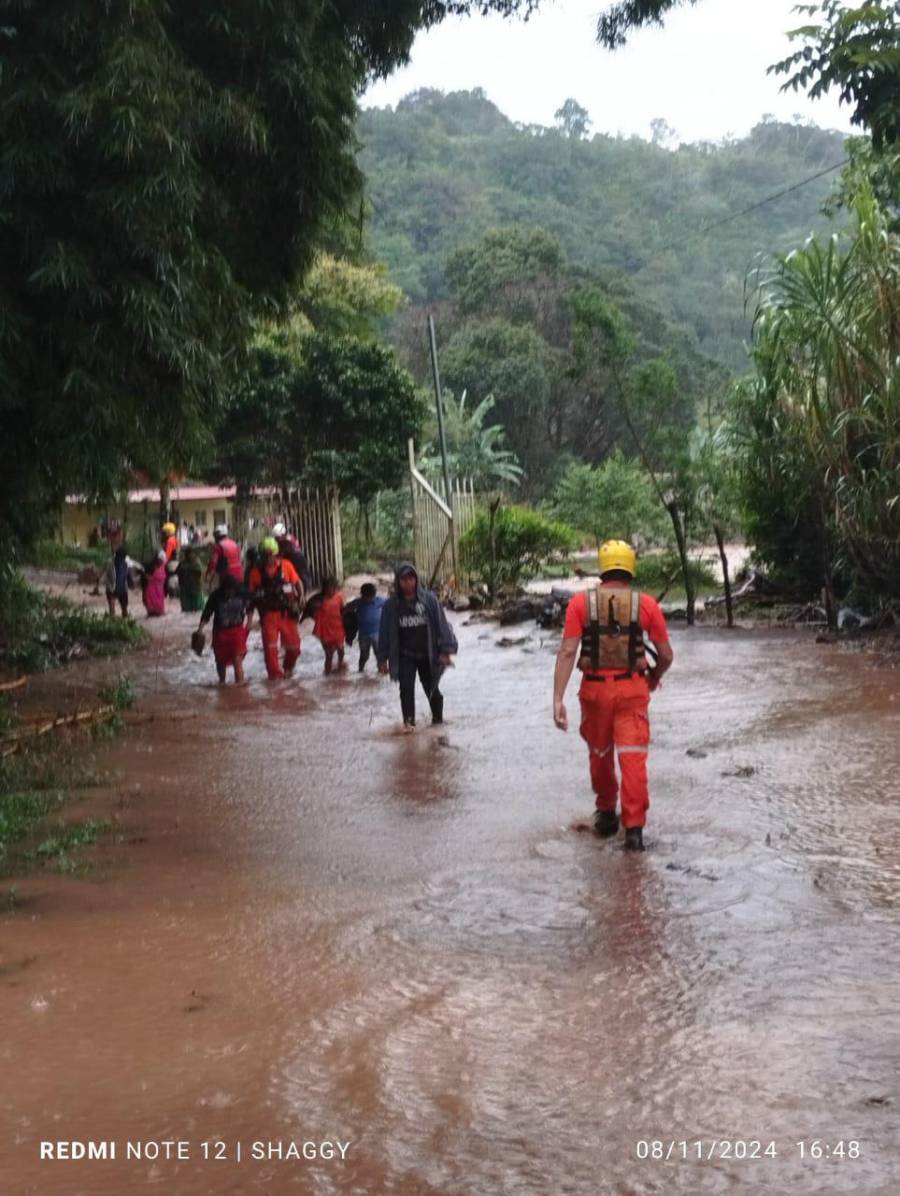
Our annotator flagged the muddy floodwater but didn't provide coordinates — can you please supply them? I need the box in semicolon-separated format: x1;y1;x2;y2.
3;616;899;1195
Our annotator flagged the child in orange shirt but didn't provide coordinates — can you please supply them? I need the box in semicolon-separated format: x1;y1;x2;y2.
313;576;346;674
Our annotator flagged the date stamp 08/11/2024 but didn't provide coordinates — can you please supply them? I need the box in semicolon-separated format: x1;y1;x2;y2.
37;1138;864;1167
635;1139;862;1163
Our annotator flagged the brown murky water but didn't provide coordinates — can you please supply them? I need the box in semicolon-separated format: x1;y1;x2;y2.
3;615;899;1194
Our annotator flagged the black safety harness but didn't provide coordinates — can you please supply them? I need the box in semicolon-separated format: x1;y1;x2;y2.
255;563;299;616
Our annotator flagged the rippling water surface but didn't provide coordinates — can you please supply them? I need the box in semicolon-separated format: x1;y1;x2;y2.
3;618;899;1194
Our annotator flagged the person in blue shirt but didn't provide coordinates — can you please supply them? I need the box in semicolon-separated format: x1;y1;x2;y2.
356;582;386;673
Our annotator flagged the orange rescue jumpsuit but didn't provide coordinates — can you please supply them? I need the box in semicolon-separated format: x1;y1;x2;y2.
249;558;302;678
563;587;669;829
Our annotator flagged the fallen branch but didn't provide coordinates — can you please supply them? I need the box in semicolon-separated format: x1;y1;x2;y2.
0;704;116;756
0;675;27;692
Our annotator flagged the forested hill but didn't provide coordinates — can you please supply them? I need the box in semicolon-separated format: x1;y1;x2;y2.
358;89;848;372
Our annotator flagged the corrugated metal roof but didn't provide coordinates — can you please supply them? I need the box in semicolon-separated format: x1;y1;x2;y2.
64;485;261;505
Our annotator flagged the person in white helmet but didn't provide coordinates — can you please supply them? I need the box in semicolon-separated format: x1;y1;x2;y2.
272;521;313;591
206;523;243;583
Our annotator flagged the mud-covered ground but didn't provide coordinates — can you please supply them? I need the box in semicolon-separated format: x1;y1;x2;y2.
2;607;899;1195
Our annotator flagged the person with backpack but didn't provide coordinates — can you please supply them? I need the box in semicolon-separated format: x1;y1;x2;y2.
272;521;313;592
377;563;458;731
552;540;673;852
247;536;304;679
197;571;252;684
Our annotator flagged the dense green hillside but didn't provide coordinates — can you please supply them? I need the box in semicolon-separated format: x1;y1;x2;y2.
358;89;848;372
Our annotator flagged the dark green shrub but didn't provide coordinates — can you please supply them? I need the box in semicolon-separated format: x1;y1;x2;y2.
461;504;577;597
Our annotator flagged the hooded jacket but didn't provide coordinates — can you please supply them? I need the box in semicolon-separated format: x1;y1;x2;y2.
377;563;458;681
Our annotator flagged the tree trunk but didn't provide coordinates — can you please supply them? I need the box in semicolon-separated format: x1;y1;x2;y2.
818;497;838;632
488;495;501;601
668;502;695;626
713;523;734;628
159;481;170;531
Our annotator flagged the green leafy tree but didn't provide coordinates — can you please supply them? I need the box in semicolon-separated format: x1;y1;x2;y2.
826;136;900;229
691;416;743;626
440;319;553;480
739;180;900;619
564;283;704;619
445;225;566;316
621;359;702;622
299;334;424;504
554;98;591;139
297;255;404;340
362;94;846;373
215;329;423;507
771;2;900;150
461;504;577;596
0;0;535;567
550;454;665;546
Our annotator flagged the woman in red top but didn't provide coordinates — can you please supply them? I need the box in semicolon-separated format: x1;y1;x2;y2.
313;576;346;674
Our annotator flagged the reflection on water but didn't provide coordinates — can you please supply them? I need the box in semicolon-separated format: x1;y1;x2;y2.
3;620;899;1193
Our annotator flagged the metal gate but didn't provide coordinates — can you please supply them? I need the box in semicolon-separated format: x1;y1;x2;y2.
234;487;343;586
408;440;476;593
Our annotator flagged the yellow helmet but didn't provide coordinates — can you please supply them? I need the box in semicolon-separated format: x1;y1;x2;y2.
598;539;636;578
162;521;176;535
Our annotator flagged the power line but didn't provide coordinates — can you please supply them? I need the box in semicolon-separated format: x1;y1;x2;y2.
637;157;850;265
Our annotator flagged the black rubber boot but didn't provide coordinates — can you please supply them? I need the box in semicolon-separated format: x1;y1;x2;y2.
594;808;619;838
623;827;645;852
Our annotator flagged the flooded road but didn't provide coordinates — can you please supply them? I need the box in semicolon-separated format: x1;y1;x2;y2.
3;614;899;1194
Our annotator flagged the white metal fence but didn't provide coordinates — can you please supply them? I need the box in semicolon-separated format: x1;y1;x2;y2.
408;440;477;593
233;487;343;585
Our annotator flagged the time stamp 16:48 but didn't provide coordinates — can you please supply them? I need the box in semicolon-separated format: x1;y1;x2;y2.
635;1140;861;1162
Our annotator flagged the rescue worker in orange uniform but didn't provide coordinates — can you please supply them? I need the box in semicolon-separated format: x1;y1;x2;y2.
553;540;673;852
248;537;304;679
161;521;179;563
161;521;179;597
206;523;243;584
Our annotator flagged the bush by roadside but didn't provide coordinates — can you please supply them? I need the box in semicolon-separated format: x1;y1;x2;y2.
0;731;110;876
24;539;110;573
0;674;135;876
462;505;577;598
0;573;146;674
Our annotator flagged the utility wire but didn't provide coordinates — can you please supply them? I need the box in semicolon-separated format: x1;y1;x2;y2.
637;157;850;265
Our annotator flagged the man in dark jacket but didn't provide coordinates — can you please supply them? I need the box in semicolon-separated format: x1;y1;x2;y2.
378;563;458;730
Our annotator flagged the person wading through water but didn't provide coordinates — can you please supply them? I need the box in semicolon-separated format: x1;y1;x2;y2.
197;571;252;684
553;540;673;851
248;537;304;679
161;521;179;597
272;522;314;593
206;524;243;585
378;563;458;732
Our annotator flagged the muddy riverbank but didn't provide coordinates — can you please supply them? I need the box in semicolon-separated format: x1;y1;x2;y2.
2;614;899;1194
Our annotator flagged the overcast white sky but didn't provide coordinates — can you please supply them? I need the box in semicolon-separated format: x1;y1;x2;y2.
364;0;853;143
